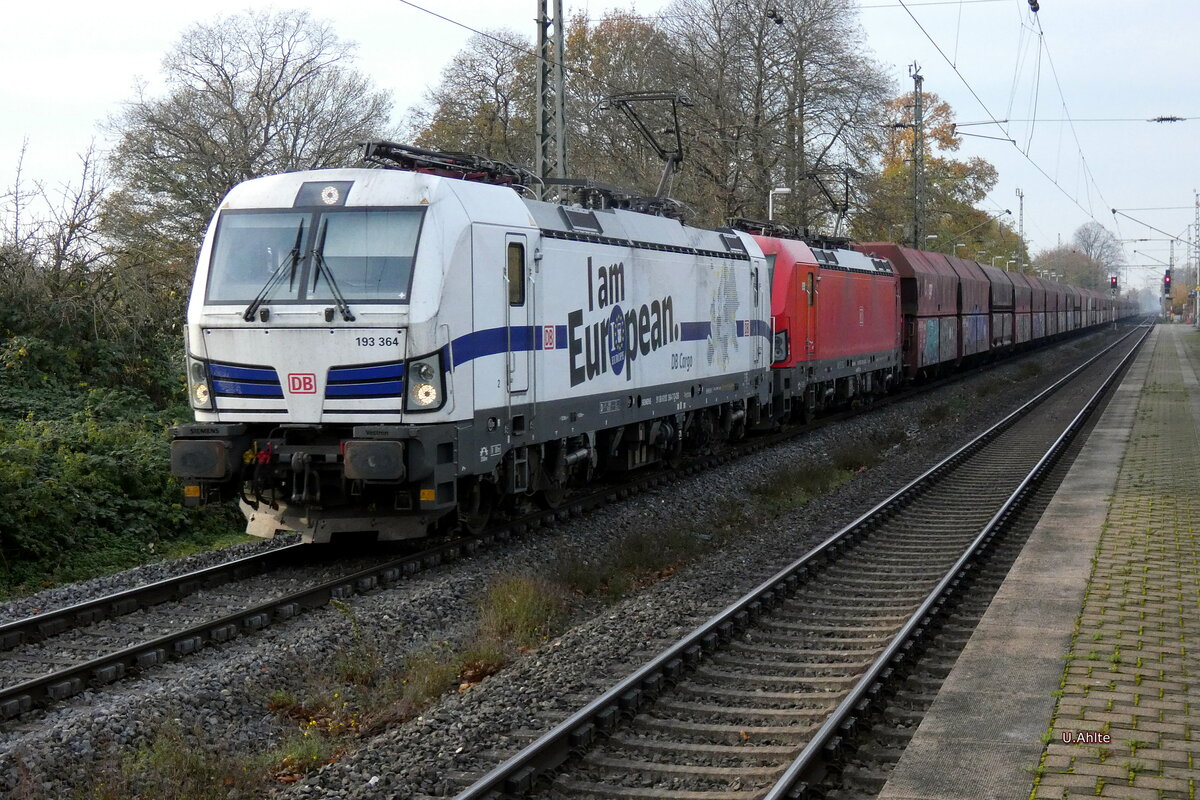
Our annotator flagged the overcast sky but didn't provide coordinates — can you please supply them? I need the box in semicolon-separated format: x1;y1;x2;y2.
3;0;1196;290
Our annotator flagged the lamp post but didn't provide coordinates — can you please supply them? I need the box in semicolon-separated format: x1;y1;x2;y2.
992;256;1001;267
1007;259;1016;271
924;234;938;251
768;187;791;221
954;243;966;256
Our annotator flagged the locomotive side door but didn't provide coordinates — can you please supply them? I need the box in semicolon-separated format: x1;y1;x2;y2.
804;265;818;356
504;234;532;396
752;265;764;366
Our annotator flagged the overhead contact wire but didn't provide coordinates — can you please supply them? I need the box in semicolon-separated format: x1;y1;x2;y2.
895;0;1114;230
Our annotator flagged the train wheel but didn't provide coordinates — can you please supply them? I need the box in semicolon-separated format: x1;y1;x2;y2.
458;477;494;535
537;486;565;510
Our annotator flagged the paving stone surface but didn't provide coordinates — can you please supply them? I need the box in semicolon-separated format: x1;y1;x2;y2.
1033;325;1200;800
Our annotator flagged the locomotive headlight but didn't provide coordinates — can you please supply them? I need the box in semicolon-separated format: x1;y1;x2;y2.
187;356;215;410
193;381;211;406
412;382;438;406
406;352;445;411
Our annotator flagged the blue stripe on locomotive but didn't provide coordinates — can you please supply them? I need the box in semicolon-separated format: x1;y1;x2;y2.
448;320;767;368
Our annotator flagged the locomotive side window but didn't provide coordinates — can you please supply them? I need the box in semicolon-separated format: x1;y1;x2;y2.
507;242;526;306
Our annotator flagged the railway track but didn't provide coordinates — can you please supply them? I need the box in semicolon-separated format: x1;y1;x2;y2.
0;539;476;719
823;395;1103;799
0;327;1134;723
455;323;1150;800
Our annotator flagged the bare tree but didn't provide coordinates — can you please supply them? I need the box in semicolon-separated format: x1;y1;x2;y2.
1073;222;1123;271
105;9;393;265
660;0;891;226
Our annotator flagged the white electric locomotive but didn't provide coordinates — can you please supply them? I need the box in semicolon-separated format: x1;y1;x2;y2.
170;143;772;542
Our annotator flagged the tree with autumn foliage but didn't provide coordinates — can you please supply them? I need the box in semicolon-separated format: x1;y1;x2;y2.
563;11;679;192
849;90;1024;263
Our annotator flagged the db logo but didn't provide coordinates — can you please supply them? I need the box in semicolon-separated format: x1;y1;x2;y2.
288;373;316;394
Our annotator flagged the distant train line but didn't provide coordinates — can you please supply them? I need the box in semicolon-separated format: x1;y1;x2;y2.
168;141;1138;546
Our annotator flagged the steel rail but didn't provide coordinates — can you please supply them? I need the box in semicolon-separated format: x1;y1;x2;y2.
454;323;1149;799
0;543;306;652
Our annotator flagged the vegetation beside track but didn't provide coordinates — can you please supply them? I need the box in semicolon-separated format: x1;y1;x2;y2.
0;327;244;599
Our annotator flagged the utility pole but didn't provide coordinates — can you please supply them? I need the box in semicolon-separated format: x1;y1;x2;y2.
1015;188;1025;270
1169;238;1175;321
1193;191;1199;326
535;0;567;197
910;63;925;249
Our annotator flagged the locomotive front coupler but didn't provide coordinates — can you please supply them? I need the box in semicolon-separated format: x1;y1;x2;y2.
289;452;322;505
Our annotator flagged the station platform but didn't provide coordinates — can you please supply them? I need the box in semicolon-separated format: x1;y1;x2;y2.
877;323;1200;800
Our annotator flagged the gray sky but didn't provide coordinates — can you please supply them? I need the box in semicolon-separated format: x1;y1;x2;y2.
3;0;1196;290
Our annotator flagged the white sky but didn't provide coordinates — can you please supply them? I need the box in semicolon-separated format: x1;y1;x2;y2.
3;0;1197;290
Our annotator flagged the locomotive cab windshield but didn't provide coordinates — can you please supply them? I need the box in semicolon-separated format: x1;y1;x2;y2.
206;207;423;306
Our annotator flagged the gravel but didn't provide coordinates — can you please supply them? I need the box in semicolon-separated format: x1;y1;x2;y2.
0;331;1123;798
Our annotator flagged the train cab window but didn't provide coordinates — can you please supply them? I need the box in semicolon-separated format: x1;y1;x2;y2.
507;242;526;306
311;209;422;302
807;272;816;306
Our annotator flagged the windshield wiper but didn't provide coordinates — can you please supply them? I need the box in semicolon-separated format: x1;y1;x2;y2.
311;218;356;322
243;219;304;322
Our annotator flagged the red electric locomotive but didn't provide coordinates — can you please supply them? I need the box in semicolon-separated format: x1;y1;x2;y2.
757;235;901;420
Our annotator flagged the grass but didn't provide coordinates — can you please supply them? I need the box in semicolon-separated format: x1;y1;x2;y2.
477;574;570;649
918;401;952;427
1016;360;1044;381
753;462;849;513
156;530;259;561
549;523;716;601
974;376;1008;397
751;431;904;516
86;721;295;800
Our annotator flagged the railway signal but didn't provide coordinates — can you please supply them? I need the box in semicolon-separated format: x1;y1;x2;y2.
1164;269;1172;295
1109;276;1118;290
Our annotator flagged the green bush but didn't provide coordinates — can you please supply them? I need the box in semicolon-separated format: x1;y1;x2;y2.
0;404;240;595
